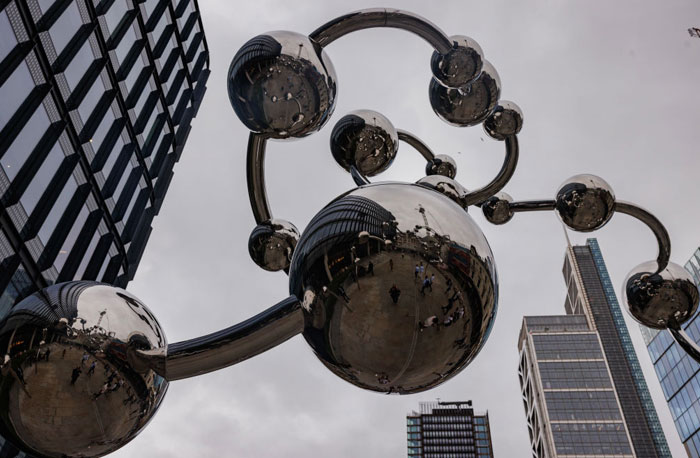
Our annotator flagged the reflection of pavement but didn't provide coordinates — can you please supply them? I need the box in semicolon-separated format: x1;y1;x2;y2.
9;344;137;456
331;251;474;391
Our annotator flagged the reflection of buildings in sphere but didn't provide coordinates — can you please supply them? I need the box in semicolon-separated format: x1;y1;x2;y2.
289;183;497;394
0;282;166;458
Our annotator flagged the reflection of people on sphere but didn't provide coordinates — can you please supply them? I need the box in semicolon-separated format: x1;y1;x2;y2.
421;276;431;295
419;315;438;331
87;361;96;376
429;274;435;292
445;278;453;295
368;262;374;276
70;367;82;385
389;285;401;304
414;264;420;279
389;259;394;271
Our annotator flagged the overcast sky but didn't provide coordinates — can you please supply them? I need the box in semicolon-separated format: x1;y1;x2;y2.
112;1;700;456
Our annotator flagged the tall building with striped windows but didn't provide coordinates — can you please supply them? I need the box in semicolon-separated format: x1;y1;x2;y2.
0;0;208;454
518;239;670;457
407;400;494;457
642;247;700;457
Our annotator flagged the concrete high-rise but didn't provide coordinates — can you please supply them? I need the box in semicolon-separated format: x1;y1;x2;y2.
407;400;494;457
518;238;670;457
642;247;700;457
0;0;208;455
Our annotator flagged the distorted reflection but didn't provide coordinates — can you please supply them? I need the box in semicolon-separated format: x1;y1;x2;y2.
0;282;167;457
289;183;497;393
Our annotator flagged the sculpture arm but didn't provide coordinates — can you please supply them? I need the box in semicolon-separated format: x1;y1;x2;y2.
615;201;670;273
397;129;435;161
136;296;304;381
247;133;272;224
462;135;519;206
309;8;453;54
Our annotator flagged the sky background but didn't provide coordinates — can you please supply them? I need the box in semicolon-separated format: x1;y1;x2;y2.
112;1;700;456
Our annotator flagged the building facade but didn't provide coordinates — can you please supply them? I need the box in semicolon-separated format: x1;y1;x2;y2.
0;0;208;455
407;400;494;457
642;247;700;457
519;315;635;457
517;238;671;457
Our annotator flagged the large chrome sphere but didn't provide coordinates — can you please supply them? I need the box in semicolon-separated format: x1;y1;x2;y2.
0;282;167;458
289;183;497;393
330;110;399;176
555;174;616;232
430;35;483;88
429;60;501;127
228;31;338;139
248;219;300;271
483;101;523;141
623;261;700;329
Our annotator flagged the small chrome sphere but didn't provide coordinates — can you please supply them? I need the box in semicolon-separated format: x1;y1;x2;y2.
429;60;501;127
431;35;483;88
623;261;700;329
483;101;523;141
289;183;497;394
228;31;337;139
249;219;300;271
425;154;457;179
416;175;467;207
330;110;399;176
555;174;615;232
0;282;167;457
482;192;514;225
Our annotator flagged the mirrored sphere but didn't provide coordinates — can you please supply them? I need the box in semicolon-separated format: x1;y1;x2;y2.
0;282;167;458
330;110;399;176
429;60;501;127
289;183;497;394
482;192;514;225
483;101;523;141
416;175;467;207
248;219;300;271
228;31;337;139
425;154;457;179
623;261;700;329
555;174;615;232
430;35;483;88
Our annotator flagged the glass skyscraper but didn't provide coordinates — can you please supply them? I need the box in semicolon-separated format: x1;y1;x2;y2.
0;0;208;455
517;238;670;457
407;400;494;457
642;247;700;457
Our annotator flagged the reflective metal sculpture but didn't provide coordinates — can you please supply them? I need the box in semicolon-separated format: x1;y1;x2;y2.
3;8;697;457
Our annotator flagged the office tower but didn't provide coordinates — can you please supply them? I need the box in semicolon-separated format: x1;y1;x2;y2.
0;0;208;309
517;238;670;457
642;247;700;457
406;400;494;457
0;0;208;455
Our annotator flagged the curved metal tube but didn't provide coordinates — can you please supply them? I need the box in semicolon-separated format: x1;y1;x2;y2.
669;320;700;363
462;135;519;206
510;200;556;212
397;129;435;161
615;201;670;273
309;8;453;54
247;133;272;224
137;296;304;381
350;165;371;186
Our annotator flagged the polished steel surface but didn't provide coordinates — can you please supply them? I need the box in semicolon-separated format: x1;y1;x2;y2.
461;135;518;206
429;60;501;127
431;35;484;88
425;154;457;179
482;192;514;225
483;101;523;141
248;219;301;271
288;183;497;393
616;201;671;273
669;322;700;363
228;31;337;139
623;261;699;330
416;175;468;207
137;297;303;381
350;165;371;186
246;133;271;224
509;200;556;212
555;174;616;232
309;8;452;53
330;110;399;176
397;129;435;161
0;282;167;458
